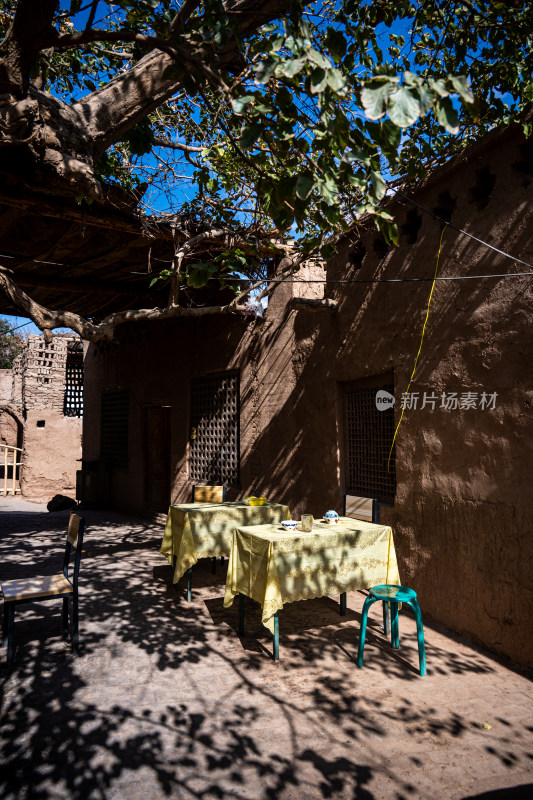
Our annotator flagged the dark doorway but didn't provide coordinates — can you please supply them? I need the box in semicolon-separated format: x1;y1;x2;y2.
143;405;171;512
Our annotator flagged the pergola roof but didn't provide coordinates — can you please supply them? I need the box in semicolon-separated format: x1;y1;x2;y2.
0;186;232;319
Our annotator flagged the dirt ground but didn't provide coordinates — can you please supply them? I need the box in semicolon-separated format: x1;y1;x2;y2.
1;498;532;800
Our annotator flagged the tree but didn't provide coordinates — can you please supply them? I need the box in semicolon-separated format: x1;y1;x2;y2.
0;317;24;368
0;0;532;341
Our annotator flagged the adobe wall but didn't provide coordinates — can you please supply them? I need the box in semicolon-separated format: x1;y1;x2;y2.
0;368;12;403
83;124;533;667
20;335;82;499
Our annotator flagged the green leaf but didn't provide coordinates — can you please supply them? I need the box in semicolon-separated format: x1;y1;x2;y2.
316;177;338;204
275;175;297;203
231;95;255;115
417;84;435;115
255;55;278;84
375;216;399;246
345;149;371;166
361;79;396;120
307;48;331;70
380;120;402;151
429;79;449;98
239;123;263;149
277;57;306;78
310;67;328;93
326;68;347;93
347;173;366;188
295;173;314;200
122;118;154;156
276;86;293;110
370;170;387;201
324;28;347;63
404;71;422;87
449;74;474;104
187;267;210;288
322;204;341;224
388;86;422;128
436;96;459;134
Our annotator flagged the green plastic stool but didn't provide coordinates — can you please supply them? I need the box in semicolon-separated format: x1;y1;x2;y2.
357;584;427;676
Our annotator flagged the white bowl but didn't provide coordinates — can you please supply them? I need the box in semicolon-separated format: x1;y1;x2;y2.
281;520;298;530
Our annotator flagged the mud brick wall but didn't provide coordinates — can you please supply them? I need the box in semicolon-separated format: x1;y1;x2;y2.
83;123;533;668
19;335;82;499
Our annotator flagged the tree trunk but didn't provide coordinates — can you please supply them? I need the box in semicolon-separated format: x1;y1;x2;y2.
0;0;307;200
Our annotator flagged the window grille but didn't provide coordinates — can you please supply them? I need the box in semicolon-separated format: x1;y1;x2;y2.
64;342;84;417
344;379;396;503
190;372;240;487
101;390;129;469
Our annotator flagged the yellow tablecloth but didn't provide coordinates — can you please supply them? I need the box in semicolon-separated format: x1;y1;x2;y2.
160;501;291;583
224;517;400;633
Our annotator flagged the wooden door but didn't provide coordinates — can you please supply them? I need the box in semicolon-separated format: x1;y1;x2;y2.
144;406;171;511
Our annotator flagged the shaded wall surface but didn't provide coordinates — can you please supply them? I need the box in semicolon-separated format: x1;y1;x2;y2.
83;125;533;667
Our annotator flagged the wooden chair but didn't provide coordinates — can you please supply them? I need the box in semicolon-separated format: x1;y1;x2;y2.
192;485;226;503
1;513;85;667
344;494;378;524
186;484;227;592
340;495;386;628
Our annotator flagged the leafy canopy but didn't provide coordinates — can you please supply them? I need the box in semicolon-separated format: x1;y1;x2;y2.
0;318;24;368
4;0;533;286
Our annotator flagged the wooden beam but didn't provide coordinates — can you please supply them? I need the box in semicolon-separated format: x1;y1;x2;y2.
13;271;156;298
0;191;175;240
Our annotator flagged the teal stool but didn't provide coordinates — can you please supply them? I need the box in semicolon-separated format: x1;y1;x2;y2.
357;584;427;676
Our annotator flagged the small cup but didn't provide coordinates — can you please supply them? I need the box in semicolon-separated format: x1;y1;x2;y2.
300;514;314;532
281;520;298;531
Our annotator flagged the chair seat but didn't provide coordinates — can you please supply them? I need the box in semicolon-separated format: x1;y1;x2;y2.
369;584;417;603
1;574;73;602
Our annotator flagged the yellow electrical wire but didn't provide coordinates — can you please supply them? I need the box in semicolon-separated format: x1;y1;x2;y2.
387;224;448;473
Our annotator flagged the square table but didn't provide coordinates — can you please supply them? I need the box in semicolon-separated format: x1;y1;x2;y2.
223;517;400;659
160;501;291;598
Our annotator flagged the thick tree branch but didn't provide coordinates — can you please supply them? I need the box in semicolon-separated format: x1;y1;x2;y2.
0;264;250;343
170;0;203;34
84;1;98;33
0;0;57;95
72;0;306;155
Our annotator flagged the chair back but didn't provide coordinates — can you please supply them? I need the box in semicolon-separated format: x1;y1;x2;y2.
344;495;377;524
63;513;85;588
192;485;226;503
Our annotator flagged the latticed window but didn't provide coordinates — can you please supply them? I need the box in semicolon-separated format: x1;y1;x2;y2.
64;341;84;417
344;377;396;503
101;390;129;469
190;372;240;487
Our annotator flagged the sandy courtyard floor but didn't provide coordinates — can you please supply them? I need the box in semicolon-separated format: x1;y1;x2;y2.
1;499;532;800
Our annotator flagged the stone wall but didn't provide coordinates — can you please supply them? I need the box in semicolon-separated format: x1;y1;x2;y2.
82;123;533;667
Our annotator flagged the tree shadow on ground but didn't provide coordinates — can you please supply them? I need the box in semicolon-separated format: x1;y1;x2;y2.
1;508;532;800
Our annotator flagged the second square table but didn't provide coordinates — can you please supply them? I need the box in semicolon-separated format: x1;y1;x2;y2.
223;517;400;659
160;500;291;598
